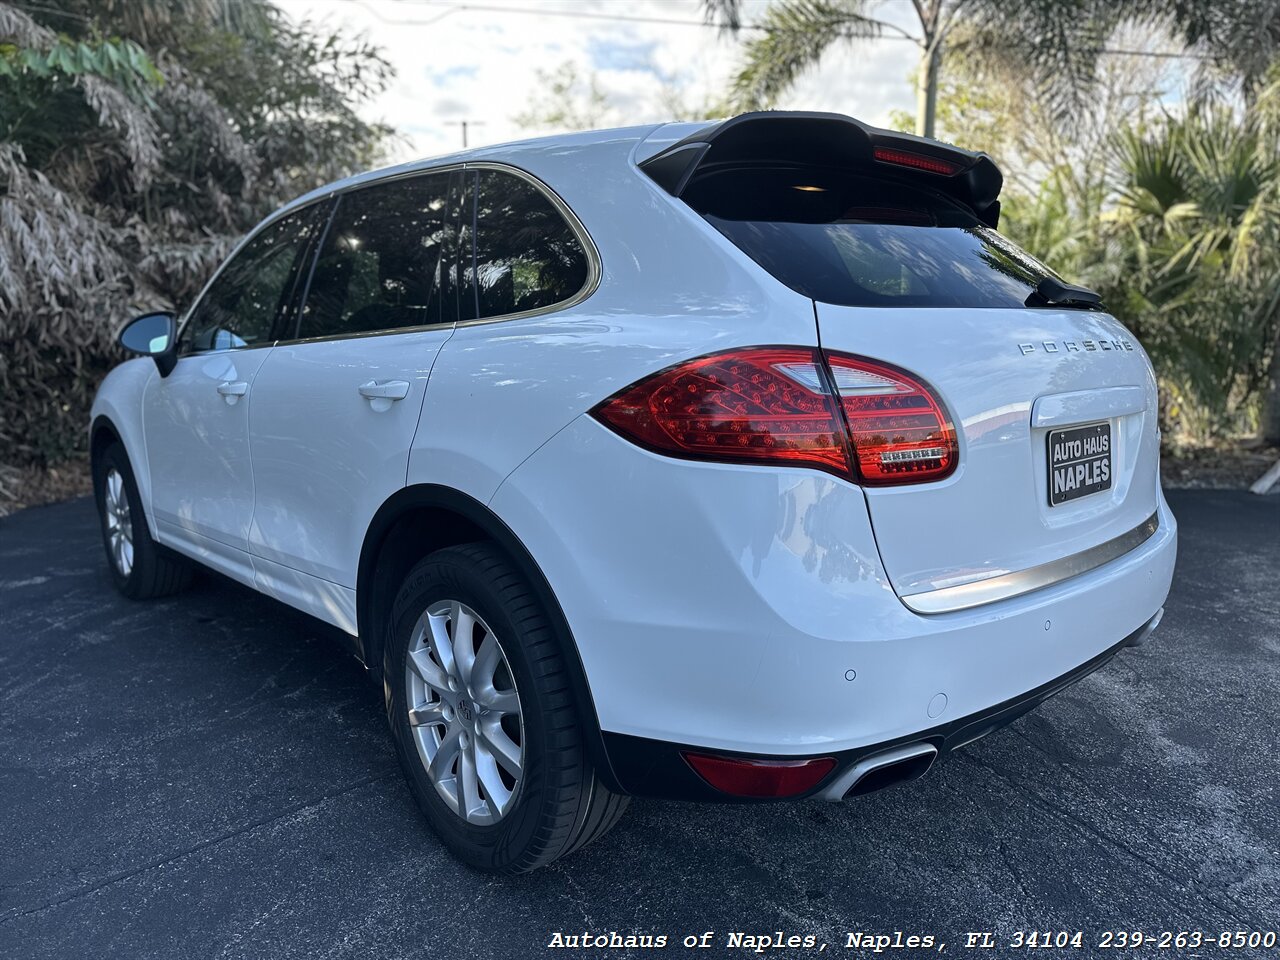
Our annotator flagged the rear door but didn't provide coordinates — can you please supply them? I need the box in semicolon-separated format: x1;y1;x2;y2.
688;165;1160;606
246;169;461;629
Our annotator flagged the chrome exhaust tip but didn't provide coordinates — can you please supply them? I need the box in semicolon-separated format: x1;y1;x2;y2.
1126;607;1164;648
820;742;938;802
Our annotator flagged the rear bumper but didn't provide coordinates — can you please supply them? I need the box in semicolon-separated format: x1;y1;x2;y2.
601;609;1161;801
493;415;1178;776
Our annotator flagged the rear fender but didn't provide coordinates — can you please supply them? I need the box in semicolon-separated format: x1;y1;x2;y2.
356;484;623;792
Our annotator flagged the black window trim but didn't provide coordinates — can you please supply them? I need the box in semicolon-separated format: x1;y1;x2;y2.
461;167;479;322
279;194;339;343
451;161;601;329
286;167;465;345
176;197;332;358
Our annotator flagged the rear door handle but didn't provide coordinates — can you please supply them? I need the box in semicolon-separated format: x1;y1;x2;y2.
217;380;248;405
358;379;411;412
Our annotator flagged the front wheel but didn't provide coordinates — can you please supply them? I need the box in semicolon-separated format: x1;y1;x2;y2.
93;442;192;600
384;542;627;873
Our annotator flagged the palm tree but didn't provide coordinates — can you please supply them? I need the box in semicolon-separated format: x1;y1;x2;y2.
1251;63;1280;443
703;0;1280;140
1103;104;1280;438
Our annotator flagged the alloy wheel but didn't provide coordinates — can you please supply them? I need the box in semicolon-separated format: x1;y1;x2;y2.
405;599;525;825
103;467;134;578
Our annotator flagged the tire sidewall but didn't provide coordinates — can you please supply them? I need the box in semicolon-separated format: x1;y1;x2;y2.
384;551;561;871
93;444;142;594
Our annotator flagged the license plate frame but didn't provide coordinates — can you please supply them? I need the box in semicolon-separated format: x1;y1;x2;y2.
1047;421;1112;506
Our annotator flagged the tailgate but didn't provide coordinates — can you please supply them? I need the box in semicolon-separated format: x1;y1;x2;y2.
816;304;1161;609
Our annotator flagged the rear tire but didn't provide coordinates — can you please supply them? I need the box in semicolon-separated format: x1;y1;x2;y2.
384;542;627;873
93;442;193;600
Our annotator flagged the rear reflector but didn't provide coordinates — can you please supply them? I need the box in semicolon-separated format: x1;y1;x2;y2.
872;146;962;176
684;753;836;798
592;347;957;486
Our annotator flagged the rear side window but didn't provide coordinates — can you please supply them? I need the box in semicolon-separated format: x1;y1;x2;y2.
461;169;590;321
683;167;1057;309
297;171;458;340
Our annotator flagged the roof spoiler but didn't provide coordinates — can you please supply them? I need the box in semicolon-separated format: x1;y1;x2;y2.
639;111;1004;228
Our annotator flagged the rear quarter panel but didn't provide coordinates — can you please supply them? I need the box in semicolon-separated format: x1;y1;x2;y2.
407;134;821;504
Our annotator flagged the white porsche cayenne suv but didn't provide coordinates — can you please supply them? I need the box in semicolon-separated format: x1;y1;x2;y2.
91;112;1176;873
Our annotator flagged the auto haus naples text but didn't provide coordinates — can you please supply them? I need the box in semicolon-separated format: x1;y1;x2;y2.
1050;429;1111;497
545;930;941;951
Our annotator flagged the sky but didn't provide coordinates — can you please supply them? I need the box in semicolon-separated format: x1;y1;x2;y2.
276;0;923;161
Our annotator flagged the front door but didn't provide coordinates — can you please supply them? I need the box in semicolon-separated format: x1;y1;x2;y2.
143;204;323;583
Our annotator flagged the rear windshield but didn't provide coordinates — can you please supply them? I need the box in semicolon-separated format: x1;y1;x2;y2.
683;167;1057;309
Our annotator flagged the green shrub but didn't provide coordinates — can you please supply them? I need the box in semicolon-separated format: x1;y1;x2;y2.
0;0;392;478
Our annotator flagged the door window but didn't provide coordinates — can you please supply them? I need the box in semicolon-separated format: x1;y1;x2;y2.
296;171;458;340
181;204;321;353
462;169;590;321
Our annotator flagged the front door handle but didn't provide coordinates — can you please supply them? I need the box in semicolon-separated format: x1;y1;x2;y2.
358;379;411;412
358;380;410;400
217;380;248;405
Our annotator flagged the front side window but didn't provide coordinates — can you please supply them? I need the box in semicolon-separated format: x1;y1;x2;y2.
683;166;1059;309
296;171;458;340
181;205;320;353
462;169;590;321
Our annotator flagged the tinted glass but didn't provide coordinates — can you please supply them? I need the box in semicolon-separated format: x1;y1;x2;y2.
298;172;457;339
684;167;1058;309
463;169;589;321
182;206;319;352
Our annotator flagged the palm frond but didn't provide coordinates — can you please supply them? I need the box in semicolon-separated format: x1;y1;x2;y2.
701;0;743;33
728;0;884;111
958;0;1127;131
1104;102;1280;436
76;0;276;45
0;3;53;45
76;75;162;186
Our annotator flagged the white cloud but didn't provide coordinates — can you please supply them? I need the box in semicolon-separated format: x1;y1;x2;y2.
277;0;923;161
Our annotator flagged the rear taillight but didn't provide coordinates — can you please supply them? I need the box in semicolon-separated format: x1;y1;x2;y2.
590;347;849;476
592;347;957;486
825;354;958;485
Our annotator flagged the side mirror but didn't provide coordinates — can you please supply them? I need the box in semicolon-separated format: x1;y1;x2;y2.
119;312;178;377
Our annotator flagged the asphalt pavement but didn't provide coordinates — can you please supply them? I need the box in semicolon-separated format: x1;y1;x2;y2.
0;491;1276;958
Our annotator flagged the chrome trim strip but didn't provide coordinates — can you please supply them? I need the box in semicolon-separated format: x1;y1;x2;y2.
900;511;1160;615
